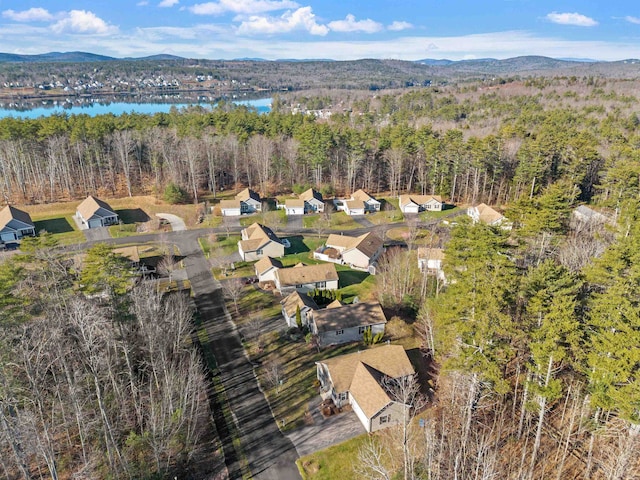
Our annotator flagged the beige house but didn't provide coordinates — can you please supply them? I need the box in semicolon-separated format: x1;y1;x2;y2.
274;263;339;294
467;203;510;228
335;189;381;215
281;291;319;328
284;198;305;215
399;194;444;213
417;247;445;282
310;301;387;347
238;223;284;261
314;232;384;271
316;344;415;432
76;196;119;229
254;256;283;282
0;205;36;243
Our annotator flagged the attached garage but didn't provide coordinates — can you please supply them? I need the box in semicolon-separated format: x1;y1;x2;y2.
88;218;103;229
0;231;17;242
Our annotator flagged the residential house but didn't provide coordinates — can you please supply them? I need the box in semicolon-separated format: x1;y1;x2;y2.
417;247;445;282
314;232;384;271
254;256;283;283
76;196;119;229
571;205;613;230
316;343;415;432
274;262;339;294
399;194;444;214
284;199;305;216
0;205;36;242
467;203;509;228
310;301;387;347
238;223;284;261
335;189;381;215
281;291;319;328
299;188;325;213
219;188;262;216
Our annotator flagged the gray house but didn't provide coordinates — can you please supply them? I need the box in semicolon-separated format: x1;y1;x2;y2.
76;196;119;229
0;205;36;242
310;301;387;347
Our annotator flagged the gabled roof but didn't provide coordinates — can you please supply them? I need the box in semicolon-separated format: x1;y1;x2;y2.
275;263;339;287
77;196;117;221
219;199;241;210
326;299;344;309
281;291;319;318
313;301;387;334
325;232;383;259
345;199;365;211
318;343;414;394
417;247;444;261
399;194;443;208
236;188;260;202
0;205;34;230
285;198;305;208
240;222;281;252
471;203;504;224
299;188;323;202
350;363;394;418
254;256;283;276
352;189;378;203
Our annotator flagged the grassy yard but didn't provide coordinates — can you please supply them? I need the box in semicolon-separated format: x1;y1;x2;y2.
32;214;85;245
419;205;459;222
385;227;439;246
199;234;241;256
297;434;375;480
109;223;139;238
213;261;255;280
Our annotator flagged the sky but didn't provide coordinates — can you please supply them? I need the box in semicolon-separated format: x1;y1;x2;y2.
0;1;638;61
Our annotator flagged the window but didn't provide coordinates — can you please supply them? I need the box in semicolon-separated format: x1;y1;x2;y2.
336;330;344;335
358;326;369;334
379;415;390;424
296;284;304;288
256;249;263;255
316;281;326;288
338;392;348;402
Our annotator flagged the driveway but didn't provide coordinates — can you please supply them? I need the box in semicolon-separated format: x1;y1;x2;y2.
351;215;374;228
287;397;366;457
286;214;303;230
156;213;186;231
83;226;111;241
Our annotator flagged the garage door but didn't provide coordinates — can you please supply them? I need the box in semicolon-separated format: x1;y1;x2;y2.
1;231;17;242
88;219;103;229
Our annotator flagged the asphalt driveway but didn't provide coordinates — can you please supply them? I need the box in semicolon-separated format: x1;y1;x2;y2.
155;213;186;231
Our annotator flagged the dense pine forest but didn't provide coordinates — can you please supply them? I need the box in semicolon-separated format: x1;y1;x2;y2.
1;73;639;479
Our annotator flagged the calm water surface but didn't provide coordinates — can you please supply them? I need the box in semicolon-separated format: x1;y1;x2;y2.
0;97;272;119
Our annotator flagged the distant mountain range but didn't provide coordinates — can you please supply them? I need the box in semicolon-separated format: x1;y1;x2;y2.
0;51;185;63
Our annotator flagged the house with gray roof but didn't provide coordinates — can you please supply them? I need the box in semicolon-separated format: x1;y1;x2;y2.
0;205;36;242
76;196;119;229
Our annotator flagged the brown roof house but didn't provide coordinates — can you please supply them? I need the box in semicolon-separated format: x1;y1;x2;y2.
254;256;283;283
219;188;262;216
281;291;319;328
310;301;387;347
399;194;444;214
238;222;284;261
0;205;36;243
274;262;339;295
467;203;511;229
76;196;119;229
284;198;305;216
335;189;381;216
299;188;325;213
314;232;384;272
316;343;415;432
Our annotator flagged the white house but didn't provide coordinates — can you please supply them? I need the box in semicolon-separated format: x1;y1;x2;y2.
399;194;444;214
281;291;319;328
335;189;381;215
76;196;119;229
0;205;36;242
238;223;284;261
273;263;339;294
417;247;446;282
219;188;262;216
254;256;283;283
467;203;509;228
316;343;415;432
299;188;325;213
284;199;305;216
314;232;384;271
310;301;388;347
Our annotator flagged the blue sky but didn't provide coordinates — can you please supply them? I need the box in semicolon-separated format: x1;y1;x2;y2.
0;1;638;60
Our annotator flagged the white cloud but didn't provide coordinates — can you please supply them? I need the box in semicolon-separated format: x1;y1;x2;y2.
189;0;298;16
546;12;598;27
237;6;328;36
2;7;53;22
624;15;640;25
158;0;179;7
388;21;413;31
328;14;382;33
51;10;117;34
137;1;150;5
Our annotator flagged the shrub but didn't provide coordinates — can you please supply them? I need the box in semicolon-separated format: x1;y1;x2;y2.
163;182;189;204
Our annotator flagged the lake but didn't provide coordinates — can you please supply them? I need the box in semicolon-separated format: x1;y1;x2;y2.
0;97;272;119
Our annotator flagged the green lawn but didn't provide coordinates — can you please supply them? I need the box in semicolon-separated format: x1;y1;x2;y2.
199;234;241;256
419;205;459;222
328;212;360;230
32;215;85;245
109;223;139;238
297;434;374;480
367;198;405;225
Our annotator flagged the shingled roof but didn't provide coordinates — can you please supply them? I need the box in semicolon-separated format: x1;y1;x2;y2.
0;205;34;230
281;291;319;318
325;232;383;259
312;301;387;334
275;263;338;287
77;196;116;221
